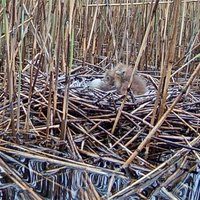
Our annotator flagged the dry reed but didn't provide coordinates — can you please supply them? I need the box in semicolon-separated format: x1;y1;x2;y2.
0;0;199;199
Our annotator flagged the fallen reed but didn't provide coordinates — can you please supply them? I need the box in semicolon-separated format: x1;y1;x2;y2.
0;0;199;199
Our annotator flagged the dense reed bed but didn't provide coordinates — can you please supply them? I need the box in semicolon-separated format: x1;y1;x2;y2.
0;0;200;199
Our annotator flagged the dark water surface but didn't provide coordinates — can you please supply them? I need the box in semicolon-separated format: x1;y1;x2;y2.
0;145;199;200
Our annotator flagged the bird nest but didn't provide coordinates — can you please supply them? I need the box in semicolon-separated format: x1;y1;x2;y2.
0;63;199;199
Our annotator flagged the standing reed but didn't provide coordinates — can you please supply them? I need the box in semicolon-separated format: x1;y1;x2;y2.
0;1;199;198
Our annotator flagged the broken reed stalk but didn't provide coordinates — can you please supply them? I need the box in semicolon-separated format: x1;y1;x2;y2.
86;4;98;52
146;0;180;156
53;0;63;124
84;1;199;7
61;0;75;140
83;173;102;200
0;143;125;177
158;0;180;119
122;63;200;168
3;0;16;136
125;0;129;66
108;3;118;61
178;0;187;58
0;148;74;192
82;0;89;66
171;52;200;78
150;1;170;126
0;158;43;200
184;137;200;160
17;4;25;132
46;71;53;137
111;0;160;134
111;130;200;199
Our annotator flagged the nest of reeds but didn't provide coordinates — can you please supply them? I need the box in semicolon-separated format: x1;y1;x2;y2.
0;0;200;198
0;62;199;199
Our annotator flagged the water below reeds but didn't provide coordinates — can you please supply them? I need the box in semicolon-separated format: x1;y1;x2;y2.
0;149;199;200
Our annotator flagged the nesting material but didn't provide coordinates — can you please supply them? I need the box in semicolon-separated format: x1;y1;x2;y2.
0;63;199;200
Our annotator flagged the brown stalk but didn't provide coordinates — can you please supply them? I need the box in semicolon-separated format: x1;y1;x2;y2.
82;0;89;66
158;0;180;119
0;158;43;200
111;0;160;134
122;63;200;168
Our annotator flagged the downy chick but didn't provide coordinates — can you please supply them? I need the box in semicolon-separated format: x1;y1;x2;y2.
102;69;116;85
103;63;132;86
114;63;147;95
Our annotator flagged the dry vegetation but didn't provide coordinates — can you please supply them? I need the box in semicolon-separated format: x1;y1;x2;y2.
0;0;200;199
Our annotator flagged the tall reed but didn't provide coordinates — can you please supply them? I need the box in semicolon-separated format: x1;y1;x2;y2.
0;0;199;137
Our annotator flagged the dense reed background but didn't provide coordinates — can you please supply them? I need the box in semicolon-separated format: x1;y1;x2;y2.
0;0;199;69
0;0;200;199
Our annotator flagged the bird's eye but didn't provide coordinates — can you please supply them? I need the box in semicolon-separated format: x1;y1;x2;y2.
106;76;111;81
121;70;126;75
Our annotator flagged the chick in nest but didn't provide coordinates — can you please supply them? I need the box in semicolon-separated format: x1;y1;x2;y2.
102;63;146;95
114;73;147;95
99;63;133;89
102;69;116;85
114;63;147;95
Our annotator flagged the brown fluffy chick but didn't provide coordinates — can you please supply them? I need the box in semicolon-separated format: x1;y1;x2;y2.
102;69;116;85
103;63;132;85
114;63;132;79
114;63;147;95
